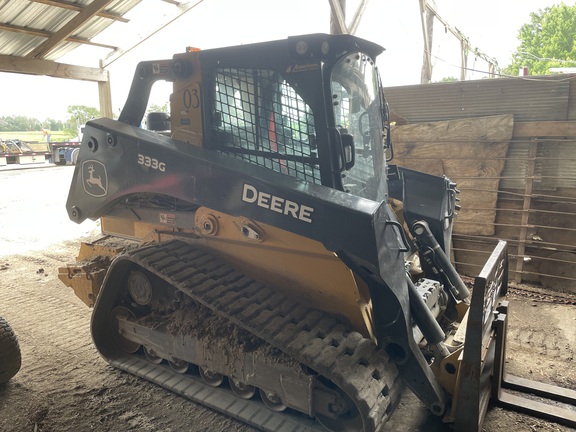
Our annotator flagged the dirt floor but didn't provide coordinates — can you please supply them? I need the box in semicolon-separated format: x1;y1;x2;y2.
0;165;574;432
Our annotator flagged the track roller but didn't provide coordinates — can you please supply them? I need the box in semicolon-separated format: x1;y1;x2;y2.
260;389;287;412
229;378;256;399
169;358;189;374
144;347;163;364
199;367;224;387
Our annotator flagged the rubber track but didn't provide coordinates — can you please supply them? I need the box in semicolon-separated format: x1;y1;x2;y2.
110;354;321;432
115;240;402;432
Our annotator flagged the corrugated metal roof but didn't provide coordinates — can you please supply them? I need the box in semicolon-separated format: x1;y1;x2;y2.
0;0;142;61
384;75;576;123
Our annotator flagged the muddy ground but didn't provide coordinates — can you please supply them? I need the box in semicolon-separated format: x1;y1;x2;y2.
0;165;574;431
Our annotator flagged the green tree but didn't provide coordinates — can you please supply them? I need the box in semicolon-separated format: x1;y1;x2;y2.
64;105;101;137
505;3;576;76
67;105;100;125
44;118;64;131
146;102;169;115
0;115;41;131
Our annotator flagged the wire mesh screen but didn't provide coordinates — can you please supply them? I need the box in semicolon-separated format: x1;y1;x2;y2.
213;68;321;184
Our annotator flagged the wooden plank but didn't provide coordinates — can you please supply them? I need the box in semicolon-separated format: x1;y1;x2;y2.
0;22;117;50
0;55;108;82
98;64;113;118
29;0;130;23
514;139;538;282
393;114;514;142
100;0;204;68
391;115;513;236
26;0;115;60
513;121;576;138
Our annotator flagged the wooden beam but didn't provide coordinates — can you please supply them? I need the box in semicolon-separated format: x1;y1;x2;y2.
328;0;347;34
29;0;129;23
26;0;116;60
0;54;108;82
348;0;369;35
513;121;576;138
0;23;117;51
514;139;538;282
101;0;204;68
98;62;113;118
423;1;498;78
460;39;466;81
419;0;433;84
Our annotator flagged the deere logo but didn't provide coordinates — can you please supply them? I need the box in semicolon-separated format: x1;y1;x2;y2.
82;160;108;197
241;183;314;223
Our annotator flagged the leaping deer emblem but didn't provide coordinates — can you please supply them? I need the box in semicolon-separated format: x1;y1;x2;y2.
82;161;108;197
85;164;106;193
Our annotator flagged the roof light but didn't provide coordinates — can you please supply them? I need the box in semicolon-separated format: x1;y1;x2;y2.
295;40;308;55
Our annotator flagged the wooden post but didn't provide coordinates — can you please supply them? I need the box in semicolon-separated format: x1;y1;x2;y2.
330;0;346;35
98;60;113;118
514;138;539;282
460;39;467;81
419;0;433;84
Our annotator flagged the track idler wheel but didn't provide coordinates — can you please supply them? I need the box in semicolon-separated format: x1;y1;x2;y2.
127;271;153;305
316;392;363;432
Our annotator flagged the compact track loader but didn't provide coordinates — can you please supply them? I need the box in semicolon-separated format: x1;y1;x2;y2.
62;34;575;431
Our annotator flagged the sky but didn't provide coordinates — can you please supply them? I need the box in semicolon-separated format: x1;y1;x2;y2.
0;0;566;122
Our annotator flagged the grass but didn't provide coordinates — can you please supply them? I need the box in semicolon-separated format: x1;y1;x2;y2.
0;131;73;143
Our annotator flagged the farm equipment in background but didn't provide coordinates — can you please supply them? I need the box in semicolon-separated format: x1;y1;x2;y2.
50;141;81;165
50;119;85;166
0;139;50;166
60;34;576;431
0;137;81;167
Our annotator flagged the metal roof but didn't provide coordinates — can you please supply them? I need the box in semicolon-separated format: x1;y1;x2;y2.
0;0;208;76
0;0;364;118
0;0;142;62
384;74;576;123
0;0;208;116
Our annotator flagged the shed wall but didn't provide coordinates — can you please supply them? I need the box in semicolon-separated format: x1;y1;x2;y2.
385;74;576;291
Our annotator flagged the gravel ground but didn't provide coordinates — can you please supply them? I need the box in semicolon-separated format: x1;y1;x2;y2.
0;165;574;432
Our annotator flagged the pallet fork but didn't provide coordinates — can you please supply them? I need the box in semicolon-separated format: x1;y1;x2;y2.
454;241;576;431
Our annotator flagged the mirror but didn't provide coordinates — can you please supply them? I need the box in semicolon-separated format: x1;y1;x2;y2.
146;112;170;132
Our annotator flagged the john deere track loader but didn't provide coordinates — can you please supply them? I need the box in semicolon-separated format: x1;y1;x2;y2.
61;34;575;431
